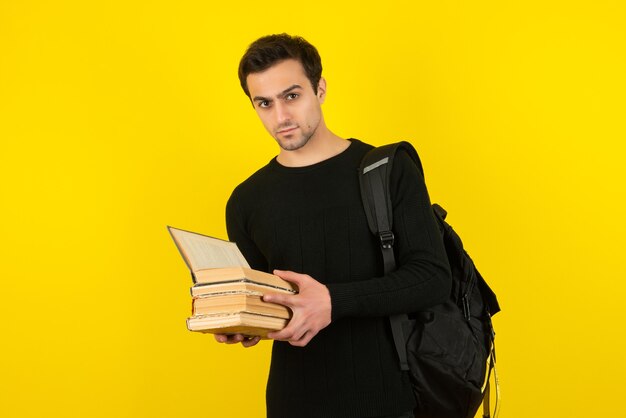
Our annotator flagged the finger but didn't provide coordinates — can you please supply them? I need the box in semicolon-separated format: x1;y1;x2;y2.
214;334;227;343
225;334;244;344
290;331;312;347
273;270;308;287
271;327;306;342
267;316;303;341
288;324;309;343
267;323;296;341
267;328;291;341
242;336;261;348
263;292;296;308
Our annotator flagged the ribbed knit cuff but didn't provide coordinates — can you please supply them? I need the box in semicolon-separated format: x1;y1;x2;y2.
326;283;359;321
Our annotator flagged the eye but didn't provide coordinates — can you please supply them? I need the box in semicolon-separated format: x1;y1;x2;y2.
258;100;271;108
286;93;299;100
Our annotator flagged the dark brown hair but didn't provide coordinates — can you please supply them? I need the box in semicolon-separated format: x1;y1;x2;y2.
238;34;323;98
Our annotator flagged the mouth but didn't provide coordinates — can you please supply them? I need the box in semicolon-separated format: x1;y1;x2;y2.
277;126;298;135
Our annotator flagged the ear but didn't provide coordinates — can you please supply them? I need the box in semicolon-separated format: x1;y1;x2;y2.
317;77;327;104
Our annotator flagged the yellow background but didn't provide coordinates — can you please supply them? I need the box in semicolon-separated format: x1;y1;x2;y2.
1;1;625;417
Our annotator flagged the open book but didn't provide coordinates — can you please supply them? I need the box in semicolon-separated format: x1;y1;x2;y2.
167;226;250;277
168;226;296;336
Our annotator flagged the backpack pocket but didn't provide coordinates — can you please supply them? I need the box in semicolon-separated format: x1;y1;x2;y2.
406;308;487;418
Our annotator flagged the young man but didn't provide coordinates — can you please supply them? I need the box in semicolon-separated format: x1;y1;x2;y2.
216;34;452;418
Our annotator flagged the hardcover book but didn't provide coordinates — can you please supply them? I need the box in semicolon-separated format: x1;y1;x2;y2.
168;226;296;337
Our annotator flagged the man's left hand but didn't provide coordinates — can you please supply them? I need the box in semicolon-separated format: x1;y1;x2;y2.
264;270;331;347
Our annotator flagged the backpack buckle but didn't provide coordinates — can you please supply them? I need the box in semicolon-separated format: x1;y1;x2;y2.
379;231;395;249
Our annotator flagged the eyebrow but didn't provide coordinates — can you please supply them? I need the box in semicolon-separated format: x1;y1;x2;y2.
253;84;302;103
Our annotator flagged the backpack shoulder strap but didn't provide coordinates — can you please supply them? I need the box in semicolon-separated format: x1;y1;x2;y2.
358;141;423;371
359;141;423;272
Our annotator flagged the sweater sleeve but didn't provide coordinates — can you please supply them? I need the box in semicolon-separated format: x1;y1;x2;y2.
326;150;452;320
225;188;269;273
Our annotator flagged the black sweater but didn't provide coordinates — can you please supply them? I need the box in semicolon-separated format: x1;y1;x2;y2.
226;139;451;418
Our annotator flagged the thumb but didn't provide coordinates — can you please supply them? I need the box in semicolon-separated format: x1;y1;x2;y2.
262;291;295;308
273;269;307;286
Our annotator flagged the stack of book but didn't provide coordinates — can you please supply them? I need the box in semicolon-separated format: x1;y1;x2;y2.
168;226;296;337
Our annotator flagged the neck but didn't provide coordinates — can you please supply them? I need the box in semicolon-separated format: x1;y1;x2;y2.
276;124;349;168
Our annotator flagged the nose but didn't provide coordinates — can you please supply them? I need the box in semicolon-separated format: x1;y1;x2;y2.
274;101;291;125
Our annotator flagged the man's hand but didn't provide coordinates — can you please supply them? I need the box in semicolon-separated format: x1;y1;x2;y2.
214;333;261;348
264;270;332;347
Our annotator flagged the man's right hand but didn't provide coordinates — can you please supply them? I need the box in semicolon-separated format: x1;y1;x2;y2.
214;333;261;348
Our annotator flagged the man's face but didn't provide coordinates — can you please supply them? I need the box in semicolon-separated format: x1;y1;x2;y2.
246;59;325;152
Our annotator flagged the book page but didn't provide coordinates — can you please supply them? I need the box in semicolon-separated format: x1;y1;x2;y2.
168;226;250;271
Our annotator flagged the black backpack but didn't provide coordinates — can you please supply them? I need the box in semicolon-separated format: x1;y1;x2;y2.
359;141;501;418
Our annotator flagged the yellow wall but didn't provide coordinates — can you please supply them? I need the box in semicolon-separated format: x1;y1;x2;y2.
1;1;624;417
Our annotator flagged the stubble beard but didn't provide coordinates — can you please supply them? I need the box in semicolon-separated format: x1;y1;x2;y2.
275;124;317;152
